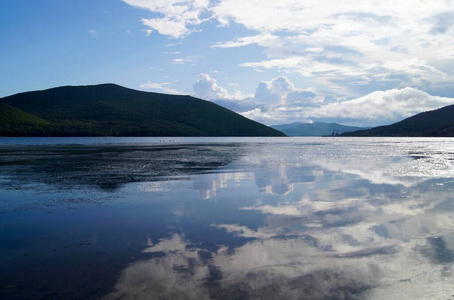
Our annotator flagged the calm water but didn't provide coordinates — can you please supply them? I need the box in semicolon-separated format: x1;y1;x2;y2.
0;137;453;299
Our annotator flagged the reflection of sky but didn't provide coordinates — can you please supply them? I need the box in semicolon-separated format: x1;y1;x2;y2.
104;139;454;299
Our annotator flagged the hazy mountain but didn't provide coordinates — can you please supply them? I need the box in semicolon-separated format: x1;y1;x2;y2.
343;104;454;137
271;122;368;136
0;84;285;137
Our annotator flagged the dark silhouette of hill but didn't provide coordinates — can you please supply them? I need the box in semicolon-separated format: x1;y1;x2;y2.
0;84;285;137
343;104;454;137
272;122;368;136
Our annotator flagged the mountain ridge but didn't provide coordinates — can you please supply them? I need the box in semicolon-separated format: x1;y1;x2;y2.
0;84;285;137
343;104;454;137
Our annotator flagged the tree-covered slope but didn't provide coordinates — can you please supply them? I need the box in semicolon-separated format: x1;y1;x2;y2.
0;103;55;136
343;104;454;137
0;103;49;125
272;122;368;136
0;84;285;137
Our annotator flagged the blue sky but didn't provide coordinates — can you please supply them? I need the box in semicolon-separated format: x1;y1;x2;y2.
1;0;454;126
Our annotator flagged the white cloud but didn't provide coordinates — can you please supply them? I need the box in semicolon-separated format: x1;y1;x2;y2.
254;81;286;103
190;74;454;126
170;55;202;65
141;18;190;39
192;73;231;100
239;86;454;126
219;0;454;94
256;77;294;100
123;0;209;38
140;82;186;95
191;75;320;123
211;33;280;48
143;29;153;36
165;42;183;47
124;0;454;99
171;58;185;65
254;76;318;105
310;87;454;121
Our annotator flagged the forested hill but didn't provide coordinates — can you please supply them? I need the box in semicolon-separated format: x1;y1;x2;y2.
0;84;285;137
343;104;454;137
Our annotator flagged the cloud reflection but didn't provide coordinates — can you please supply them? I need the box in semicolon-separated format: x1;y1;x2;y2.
105;139;454;299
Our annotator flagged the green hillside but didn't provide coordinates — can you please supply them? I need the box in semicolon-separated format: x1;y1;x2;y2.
0;103;49;125
0;84;285;137
343;104;454;137
272;122;368;136
0;103;54;136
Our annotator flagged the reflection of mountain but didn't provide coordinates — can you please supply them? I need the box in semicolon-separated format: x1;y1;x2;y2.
0;143;245;191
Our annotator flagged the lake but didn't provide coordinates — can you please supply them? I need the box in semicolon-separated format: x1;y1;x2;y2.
0;137;453;299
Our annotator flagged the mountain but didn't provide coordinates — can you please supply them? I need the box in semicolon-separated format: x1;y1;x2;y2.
343;104;454;137
0;103;50;125
271;122;368;136
0;84;285;137
0;103;56;136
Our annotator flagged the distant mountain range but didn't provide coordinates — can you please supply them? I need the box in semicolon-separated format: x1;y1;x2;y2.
271;122;368;136
343;104;454;137
0;84;285;137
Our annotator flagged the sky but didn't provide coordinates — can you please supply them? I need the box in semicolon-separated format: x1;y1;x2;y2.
1;0;453;126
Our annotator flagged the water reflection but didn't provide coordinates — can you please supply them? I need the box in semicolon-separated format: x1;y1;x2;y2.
104;140;454;299
1;138;453;299
193;172;254;200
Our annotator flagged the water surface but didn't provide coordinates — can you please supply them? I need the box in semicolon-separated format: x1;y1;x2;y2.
0;137;453;299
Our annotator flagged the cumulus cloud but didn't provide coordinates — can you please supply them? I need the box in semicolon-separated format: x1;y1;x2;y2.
192;73;231;100
254;77;318;105
192;74;258;111
191;74;321;123
254;77;293;103
310;87;454;122
191;74;323;124
239;77;321;123
239;86;454;126
190;74;454;127
286;90;317;105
